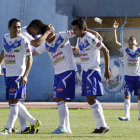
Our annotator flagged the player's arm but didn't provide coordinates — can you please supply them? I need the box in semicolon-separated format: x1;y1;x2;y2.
100;46;111;79
21;54;33;84
30;30;51;47
113;21;121;49
87;29;103;41
0;50;4;75
72;46;79;55
32;50;39;56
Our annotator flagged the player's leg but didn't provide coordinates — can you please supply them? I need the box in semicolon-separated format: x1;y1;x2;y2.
18;98;30;134
88;95;109;133
0;77;19;135
82;70;109;134
119;76;132;121
18;99;41;134
52;97;67;133
137;96;140;120
134;76;140;120
16;77;41;134
52;70;75;134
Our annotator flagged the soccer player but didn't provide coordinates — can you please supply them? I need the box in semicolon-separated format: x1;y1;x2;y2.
71;18;111;133
0;19;52;134
33;24;77;134
113;21;140;121
0;18;41;135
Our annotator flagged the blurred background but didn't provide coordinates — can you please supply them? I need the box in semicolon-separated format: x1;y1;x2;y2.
0;0;140;102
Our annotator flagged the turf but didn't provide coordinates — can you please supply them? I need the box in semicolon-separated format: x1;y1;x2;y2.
0;108;140;140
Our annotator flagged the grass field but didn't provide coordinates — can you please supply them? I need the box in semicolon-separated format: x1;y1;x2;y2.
0;108;140;140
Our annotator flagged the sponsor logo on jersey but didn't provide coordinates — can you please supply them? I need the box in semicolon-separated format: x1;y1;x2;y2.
60;45;64;48
14;49;20;52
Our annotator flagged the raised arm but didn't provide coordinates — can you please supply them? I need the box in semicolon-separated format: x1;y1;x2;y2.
100;46;111;80
30;30;51;47
0;50;4;75
113;21;122;49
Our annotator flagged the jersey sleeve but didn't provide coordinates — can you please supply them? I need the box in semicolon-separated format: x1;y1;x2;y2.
35;42;47;54
21;37;32;56
59;30;75;40
89;36;103;50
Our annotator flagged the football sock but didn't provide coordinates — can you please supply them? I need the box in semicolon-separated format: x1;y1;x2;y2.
57;101;66;129
18;102;35;125
91;100;108;129
124;99;130;118
18;101;28;131
65;103;71;132
138;100;140;118
5;103;19;130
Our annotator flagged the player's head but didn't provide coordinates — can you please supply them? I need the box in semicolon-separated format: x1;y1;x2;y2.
41;24;55;40
71;18;87;37
128;36;137;46
27;19;44;37
40;24;49;34
8;18;21;38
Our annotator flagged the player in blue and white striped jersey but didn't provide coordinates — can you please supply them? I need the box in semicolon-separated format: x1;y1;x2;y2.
72;18;111;134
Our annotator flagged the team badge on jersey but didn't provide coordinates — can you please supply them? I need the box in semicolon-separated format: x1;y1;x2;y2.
96;42;101;47
26;49;31;52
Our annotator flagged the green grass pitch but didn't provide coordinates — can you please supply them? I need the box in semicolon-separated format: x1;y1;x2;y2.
0;108;140;140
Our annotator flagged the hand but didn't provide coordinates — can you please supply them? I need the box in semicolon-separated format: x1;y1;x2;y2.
46;24;53;34
20;76;27;85
104;70;111;80
0;67;4;76
113;21;119;29
0;73;4;76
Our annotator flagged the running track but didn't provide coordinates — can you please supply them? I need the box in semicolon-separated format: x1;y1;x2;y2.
0;102;138;109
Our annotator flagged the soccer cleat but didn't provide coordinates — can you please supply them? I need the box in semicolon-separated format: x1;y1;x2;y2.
0;128;11;135
21;127;30;134
12;128;19;134
51;126;67;134
99;127;110;133
119;116;130;121
91;127;109;134
30;120;41;134
91;128;100;133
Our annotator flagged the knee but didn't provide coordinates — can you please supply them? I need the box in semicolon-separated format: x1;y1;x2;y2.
137;96;140;101
87;95;96;105
55;97;64;103
9;98;18;105
125;94;130;99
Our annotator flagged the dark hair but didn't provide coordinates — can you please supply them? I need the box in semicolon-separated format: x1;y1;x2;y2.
128;36;134;41
71;18;87;30
40;24;49;35
8;18;20;27
28;19;44;30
